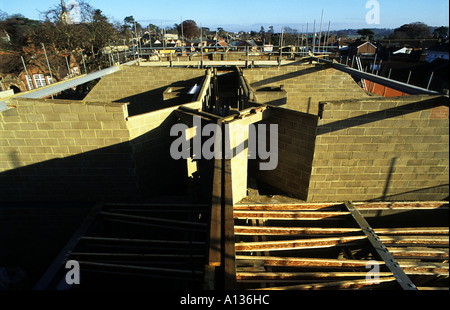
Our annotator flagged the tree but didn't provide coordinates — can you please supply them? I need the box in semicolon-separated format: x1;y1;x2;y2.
217;27;226;39
284;27;298;35
177;20;199;39
260;26;265;36
433;26;449;39
357;28;375;40
0;14;40;50
390;22;431;39
30;2;120;72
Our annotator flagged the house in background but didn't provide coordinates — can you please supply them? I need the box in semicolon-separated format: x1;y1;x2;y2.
348;41;377;57
0;46;81;94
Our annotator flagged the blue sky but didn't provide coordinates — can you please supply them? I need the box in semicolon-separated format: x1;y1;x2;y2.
1;0;449;32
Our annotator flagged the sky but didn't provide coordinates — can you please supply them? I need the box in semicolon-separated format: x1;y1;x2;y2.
1;0;449;32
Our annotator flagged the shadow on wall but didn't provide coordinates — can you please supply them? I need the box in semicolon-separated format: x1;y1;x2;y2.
316;96;448;135
0;113;207;203
114;77;204;117
249;65;330;89
369;184;450;202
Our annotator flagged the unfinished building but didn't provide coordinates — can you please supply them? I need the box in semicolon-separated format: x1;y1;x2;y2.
0;58;448;290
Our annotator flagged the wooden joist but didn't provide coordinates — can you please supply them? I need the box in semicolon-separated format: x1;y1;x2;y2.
399;262;449;276
354;202;448;210
379;235;449;247
252;277;398;290
237;271;394;281
374;227;449;235
236;255;383;269
99;211;208;231
235;226;362;236
233;201;449;291
78;261;203;277
235;236;367;252
70;252;205;260
234;203;342;211
387;247;449;260
234;211;350;220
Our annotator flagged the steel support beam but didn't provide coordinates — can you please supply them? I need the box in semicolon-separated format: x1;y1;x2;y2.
314;57;443;96
344;201;418;290
0;65;123;112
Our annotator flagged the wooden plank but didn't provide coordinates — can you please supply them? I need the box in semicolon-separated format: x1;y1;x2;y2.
234;203;342;211
354;202;448;210
253;277;397;290
208;124;224;267
374;227;449;235
81;237;206;246
70;253;205;260
234;201;449;211
400;262;449;275
379;236;449;247
236;256;384;269
235;236;367;252
387;247;449;260
235;226;361;236
417;287;449;291
78;261;203;276
234;211;350;220
237;271;394;280
100;211;207;228
223;159;236;290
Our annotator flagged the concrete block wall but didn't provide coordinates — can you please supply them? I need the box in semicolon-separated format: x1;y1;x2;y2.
243;64;368;114
0;98;139;202
255;107;319;200
308;95;449;202
226;121;249;204
84;66;206;105
126;101;202;199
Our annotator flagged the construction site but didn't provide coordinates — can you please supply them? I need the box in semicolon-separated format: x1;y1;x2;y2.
0;54;448;291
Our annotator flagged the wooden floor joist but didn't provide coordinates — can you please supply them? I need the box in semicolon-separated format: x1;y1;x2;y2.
374;227;449;235
354;202;449;210
252;277;398;290
236;256;381;269
399;262;449;276
235;226;362;236
387;247;449;260
237;271;394;281
233;201;449;290
234;204;343;211
235;236;367;252
379;235;449;247
234;210;350;220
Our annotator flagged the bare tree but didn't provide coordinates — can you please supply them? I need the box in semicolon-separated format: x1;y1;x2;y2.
177;20;199;39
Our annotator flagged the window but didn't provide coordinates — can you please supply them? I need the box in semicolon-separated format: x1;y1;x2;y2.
26;75;35;90
46;76;54;84
33;74;47;88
